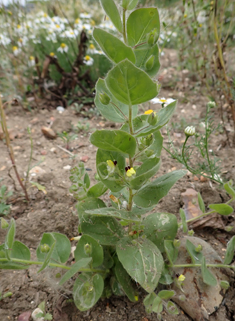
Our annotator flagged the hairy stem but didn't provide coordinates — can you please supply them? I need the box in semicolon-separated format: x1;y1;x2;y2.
168;263;234;270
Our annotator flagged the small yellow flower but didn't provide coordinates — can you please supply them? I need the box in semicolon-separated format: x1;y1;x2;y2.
56;24;60;28
60;43;66;48
89;44;95;50
43;13;48;18
12;46;18;51
144;109;154;115
184;14;187;18
84;55;91;61
199;24;202;27
126;168;136;177
178;274;185;282
134;295;138;301
29;56;34;60
107;160;115;169
17;24;21;29
50;52;55;57
90;19;95;26
75;18;80;24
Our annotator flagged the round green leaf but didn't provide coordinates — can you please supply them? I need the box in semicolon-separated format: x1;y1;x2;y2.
127;8;160;46
209;203;233;216
73;273;104;311
90;129;136;157
93;28;135;64
117;237;164;293
144;213;178;252
11;241;31;261
74;235;104;268
105;60;159;105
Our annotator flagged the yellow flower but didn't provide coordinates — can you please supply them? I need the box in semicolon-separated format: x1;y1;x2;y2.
50;52;55;57
144;109;154;115
56;24;60;28
17;24;21;29
184;14;187;18
178;274;185;282
126;168;136;177
107;160;115;169
84;55;91;61
60;43;66;48
89;44;95;50
29;56;34;60
199;24;202;27
75;18;80;24
43;13;48;18
12;46;18;51
90;19;95;26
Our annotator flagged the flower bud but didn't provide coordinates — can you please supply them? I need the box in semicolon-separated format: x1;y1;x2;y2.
147;28;159;46
184;126;195;137
145;134;154;146
178;274;185;282
173;239;180;248
84;243;92;255
195;244;202;253
99;92;110;105
40;244;50;253
178;294;186;301
220;280;230;290
145;55;155;71
1;218;9;229
207;101;216;109
147;112;158;126
147;34;154;46
188;229;194;236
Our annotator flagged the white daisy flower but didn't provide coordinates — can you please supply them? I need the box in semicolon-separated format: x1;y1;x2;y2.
83;55;94;66
151;97;175;106
57;43;69;53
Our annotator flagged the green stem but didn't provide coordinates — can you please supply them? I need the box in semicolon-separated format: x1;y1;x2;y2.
181;136;189;166
123;8;127;44
0;258;108;274
168;263;235;270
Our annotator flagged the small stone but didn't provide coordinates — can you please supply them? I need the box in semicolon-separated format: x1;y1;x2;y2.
56;106;65;113
31;308;44;321
40;150;47;155
50;147;56;153
41;126;56;139
200;174;208;182
80;156;89;163
30;118;39;125
29;166;46;176
193;175;199;181
17;311;31;321
63;165;71;170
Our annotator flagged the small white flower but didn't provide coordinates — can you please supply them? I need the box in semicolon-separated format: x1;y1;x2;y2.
12;46;21;55
83;55;94;66
151;97;175;106
28;56;35;67
184;126;195;137
57;43;69;53
80;13;92;19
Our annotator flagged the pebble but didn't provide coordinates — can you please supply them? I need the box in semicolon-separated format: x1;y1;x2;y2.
63;165;72;170
31;308;44;321
41;126;56;139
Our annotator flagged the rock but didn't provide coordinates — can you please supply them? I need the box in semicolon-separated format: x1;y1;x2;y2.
31;308;44;321
56;106;65;113
29;166;46;177
63;165;71;170
41;126;56;139
17;311;32;321
171;236;229;321
80;155;89;163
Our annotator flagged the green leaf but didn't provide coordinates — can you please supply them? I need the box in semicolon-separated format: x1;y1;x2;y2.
74;235;103;267
224;235;235;264
144;213;178;252
105;60;159;105
36;233;71;264
84;173;90;189
93;28;135;64
143;292;163;314
122;0;139;10
38;237;56;273
134;43;160;77
186;240;203;264
110;276;125;296
117;237;164;293
166;301;179;315
136;101;177;137
90;129;136;157
159;265;173;285
198;193;205;213
87;182;108;198
114;259;136;302
158;290;175;300
11;241;30;261
59;258;92;286
86;207;141;222
201;256;217;286
95;79;138;123
179;208;188;233
127;8;160;46
130;157;160;190
0;203;10;215
102;246;114;269
209;203;233;215
164;240;179;265
133;170;187;208
5;218;15;259
73;273;104;311
96;149;126;192
76;197;106;220
224;182;235;199
100;0;122;33
81;216;124;246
